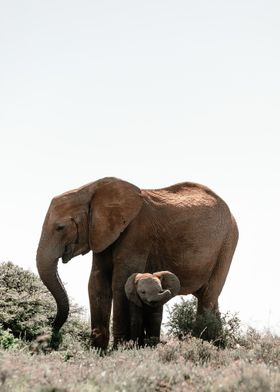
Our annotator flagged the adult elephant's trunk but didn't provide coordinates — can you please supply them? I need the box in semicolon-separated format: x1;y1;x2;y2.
36;248;69;331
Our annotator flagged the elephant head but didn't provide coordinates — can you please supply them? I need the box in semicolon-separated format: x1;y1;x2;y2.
125;271;180;307
36;177;143;331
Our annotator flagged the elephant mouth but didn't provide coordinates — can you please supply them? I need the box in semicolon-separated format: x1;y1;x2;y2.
144;299;160;307
143;290;172;307
62;244;74;264
147;301;158;307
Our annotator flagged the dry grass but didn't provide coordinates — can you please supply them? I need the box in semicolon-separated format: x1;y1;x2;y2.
1;333;280;392
1;262;280;391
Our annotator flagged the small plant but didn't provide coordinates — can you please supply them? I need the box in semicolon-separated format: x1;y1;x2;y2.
182;336;220;365
252;333;280;366
166;296;242;348
166;296;197;339
157;339;181;363
0;324;20;349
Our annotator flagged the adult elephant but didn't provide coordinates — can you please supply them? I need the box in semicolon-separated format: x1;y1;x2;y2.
36;177;238;349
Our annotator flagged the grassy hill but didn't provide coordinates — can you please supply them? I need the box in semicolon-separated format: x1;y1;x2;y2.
1;262;280;392
1;332;280;392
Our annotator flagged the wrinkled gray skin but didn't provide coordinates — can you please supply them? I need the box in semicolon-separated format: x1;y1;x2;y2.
125;272;180;345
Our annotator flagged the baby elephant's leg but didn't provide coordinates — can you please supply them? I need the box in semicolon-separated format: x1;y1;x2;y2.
129;302;144;346
143;305;163;345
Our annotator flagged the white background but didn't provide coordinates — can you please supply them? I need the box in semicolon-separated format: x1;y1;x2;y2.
1;0;280;331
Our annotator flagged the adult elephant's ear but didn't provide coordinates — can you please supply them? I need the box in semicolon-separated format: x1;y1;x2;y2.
153;271;181;297
125;273;142;307
89;179;143;253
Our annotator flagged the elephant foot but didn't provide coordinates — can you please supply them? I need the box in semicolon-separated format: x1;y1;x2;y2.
193;311;223;345
143;336;160;347
113;335;159;349
112;334;138;350
91;327;109;351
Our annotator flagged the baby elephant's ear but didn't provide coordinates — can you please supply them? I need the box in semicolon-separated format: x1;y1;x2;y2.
125;273;142;307
153;271;181;297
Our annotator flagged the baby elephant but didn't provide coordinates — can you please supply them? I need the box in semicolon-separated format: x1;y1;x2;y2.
125;271;180;345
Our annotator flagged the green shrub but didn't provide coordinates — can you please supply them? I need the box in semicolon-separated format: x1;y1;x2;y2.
166;296;242;348
0;324;21;349
166;297;197;338
0;261;90;349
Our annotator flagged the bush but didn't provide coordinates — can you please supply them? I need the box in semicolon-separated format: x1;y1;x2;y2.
0;324;21;349
0;261;90;348
166;297;197;338
166;296;242;348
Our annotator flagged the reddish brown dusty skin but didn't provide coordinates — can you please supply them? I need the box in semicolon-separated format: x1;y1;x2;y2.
36;177;238;349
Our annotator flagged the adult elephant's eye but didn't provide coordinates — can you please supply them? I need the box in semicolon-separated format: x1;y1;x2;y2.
56;224;65;231
141;290;146;294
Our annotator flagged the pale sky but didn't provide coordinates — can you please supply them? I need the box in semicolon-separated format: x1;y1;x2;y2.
1;0;280;332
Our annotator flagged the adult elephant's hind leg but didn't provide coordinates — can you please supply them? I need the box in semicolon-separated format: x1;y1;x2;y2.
88;252;112;350
194;218;238;343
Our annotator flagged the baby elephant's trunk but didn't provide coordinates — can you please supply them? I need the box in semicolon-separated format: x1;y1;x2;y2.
150;289;172;305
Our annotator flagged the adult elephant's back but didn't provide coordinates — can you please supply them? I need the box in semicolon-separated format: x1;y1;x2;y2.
141;181;238;299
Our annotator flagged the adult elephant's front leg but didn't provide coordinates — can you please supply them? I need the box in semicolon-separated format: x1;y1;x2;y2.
112;284;130;347
88;252;112;350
